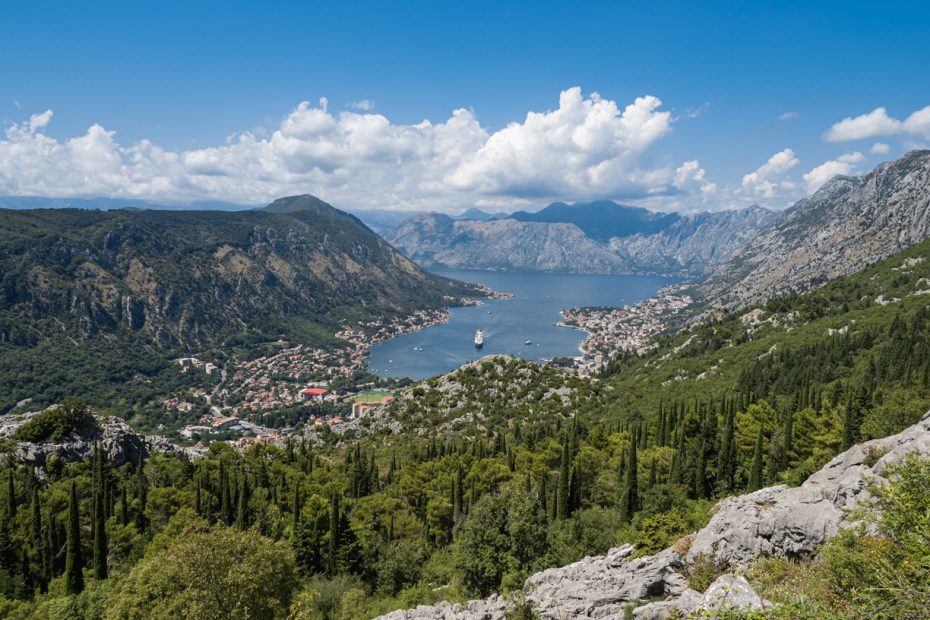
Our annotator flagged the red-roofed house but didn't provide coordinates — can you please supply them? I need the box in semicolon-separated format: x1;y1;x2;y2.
300;387;329;402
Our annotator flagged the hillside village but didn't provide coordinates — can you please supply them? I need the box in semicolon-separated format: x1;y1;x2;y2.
561;285;693;371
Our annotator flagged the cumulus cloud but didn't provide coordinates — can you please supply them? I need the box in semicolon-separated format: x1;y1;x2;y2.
741;149;800;198
802;151;864;193
445;89;674;198
826;104;930;142
0;88;704;212
870;142;891;155
674;160;716;194
349;100;375;111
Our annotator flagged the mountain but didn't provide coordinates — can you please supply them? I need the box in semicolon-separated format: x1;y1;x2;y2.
386;213;630;273
455;207;509;221
346;208;425;235
0;195;477;408
387;205;778;276
511;200;681;242
699;150;930;308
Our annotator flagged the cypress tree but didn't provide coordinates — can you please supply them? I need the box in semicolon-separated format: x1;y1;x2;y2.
195;478;202;516
291;485;301;539
327;493;340;576
135;453;148;529
65;481;84;595
618;436;638;522
556;436;571;520
781;408;794;470
236;475;249;530
93;489;107;580
120;485;129;526
31;487;42;546
0;519;13;572
538;472;548;517
6;470;15;520
717;409;736;492
453;468;463;522
220;463;232;525
748;425;764;492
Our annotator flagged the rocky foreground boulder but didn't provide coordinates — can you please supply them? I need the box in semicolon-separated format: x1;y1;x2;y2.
377;409;930;619
0;406;204;469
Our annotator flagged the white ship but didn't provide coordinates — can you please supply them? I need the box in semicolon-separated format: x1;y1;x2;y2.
474;329;485;348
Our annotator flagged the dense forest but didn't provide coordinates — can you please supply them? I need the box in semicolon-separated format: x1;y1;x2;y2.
3;239;930;618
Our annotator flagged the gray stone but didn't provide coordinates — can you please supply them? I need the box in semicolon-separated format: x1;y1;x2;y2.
697;574;771;613
686;408;930;566
1;406;203;472
375;408;930;620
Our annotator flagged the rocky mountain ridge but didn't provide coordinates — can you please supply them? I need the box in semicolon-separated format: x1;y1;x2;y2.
0;405;203;470
0;194;476;351
387;205;778;276
699;150;930;308
377;407;930;619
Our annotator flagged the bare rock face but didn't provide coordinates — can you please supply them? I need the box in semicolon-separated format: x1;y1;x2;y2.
375;409;930;620
700;150;930;308
0;407;203;469
686;408;930;565
634;575;771;619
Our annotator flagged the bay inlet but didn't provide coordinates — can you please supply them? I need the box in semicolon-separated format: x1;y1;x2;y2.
367;269;677;379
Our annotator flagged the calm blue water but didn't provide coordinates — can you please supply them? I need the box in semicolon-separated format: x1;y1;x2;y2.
367;269;676;380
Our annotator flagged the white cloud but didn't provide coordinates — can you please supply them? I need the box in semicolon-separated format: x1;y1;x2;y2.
674;160;716;194
0;88;714;212
870;142;890;154
28;110;53;133
446;89;674;198
741;149;799;198
349;100;375;111
826;104;930;142
778;112;798;121
802;151;864;193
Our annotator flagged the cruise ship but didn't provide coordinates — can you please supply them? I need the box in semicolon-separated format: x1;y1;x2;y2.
474;329;485;348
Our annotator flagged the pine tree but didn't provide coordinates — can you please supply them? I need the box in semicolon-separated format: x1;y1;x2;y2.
65;481;84;595
748;425;764;492
618;435;638;522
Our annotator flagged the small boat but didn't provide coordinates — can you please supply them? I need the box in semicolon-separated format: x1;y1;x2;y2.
525;340;532;345
474;329;485;348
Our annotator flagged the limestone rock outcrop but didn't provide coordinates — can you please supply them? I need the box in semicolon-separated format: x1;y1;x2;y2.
0;407;204;469
376;409;930;619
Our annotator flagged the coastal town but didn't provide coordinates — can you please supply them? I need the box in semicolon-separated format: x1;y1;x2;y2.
160;290;510;447
159;283;692;447
560;285;693;372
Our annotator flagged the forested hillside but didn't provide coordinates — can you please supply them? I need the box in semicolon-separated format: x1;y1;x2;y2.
0;195;477;413
2;235;930;618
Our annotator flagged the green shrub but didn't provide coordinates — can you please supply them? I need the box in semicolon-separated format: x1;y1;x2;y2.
13;399;95;442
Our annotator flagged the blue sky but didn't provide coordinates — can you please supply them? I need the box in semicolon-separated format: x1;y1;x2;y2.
1;0;929;212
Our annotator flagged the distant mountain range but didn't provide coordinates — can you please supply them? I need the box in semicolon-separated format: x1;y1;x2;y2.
387;201;779;276
700;150;930;307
